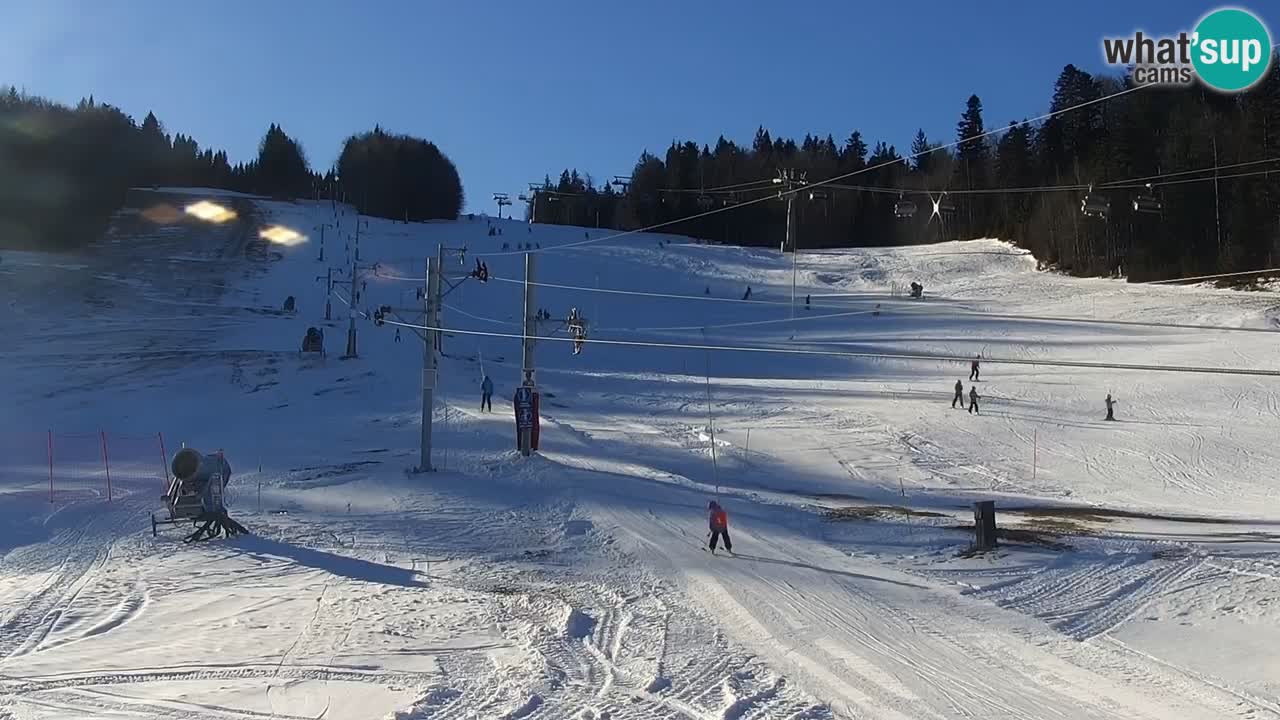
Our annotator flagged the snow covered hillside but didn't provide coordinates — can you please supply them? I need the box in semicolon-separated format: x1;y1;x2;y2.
4;189;1280;719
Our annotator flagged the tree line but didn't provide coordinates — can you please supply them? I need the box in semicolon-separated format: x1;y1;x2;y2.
0;87;463;250
534;59;1280;281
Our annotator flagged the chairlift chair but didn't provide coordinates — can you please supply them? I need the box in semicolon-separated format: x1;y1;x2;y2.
894;196;918;220
1132;184;1162;214
1081;187;1111;219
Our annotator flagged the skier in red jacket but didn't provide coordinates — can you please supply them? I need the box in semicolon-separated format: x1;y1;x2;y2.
708;500;732;554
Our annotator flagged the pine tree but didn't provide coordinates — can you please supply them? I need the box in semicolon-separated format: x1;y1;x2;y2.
910;129;933;174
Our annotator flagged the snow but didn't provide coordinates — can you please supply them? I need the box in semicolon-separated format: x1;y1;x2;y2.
4;194;1280;718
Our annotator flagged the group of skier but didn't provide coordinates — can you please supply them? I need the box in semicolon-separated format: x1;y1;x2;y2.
950;356;1118;420
948;357;982;413
951;378;981;414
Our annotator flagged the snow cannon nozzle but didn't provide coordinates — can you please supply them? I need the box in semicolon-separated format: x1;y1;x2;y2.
171;448;231;489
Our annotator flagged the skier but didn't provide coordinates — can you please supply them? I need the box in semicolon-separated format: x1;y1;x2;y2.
743;286;752;300
394;328;401;343
1104;393;1117;421
805;294;811;309
480;375;494;413
952;379;964;409
970;356;981;382
705;286;711;295
968;386;980;414
708;500;732;554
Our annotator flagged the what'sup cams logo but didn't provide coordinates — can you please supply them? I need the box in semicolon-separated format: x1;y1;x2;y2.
1103;7;1273;92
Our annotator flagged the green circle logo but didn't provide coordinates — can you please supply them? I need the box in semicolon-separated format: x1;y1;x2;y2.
1192;8;1273;92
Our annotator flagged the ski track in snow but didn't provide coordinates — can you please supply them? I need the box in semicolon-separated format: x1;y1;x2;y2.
4;196;1280;718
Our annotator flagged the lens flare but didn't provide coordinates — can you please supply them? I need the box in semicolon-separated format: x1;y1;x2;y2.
184;201;237;223
259;225;306;246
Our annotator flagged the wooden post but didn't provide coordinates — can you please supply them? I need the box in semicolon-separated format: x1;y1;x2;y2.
973;500;997;550
158;432;169;492
101;431;113;502
47;430;54;503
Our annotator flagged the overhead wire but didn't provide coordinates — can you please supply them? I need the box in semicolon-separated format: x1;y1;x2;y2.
1105;167;1280;189
821;157;1280;197
1142;267;1280;285
468;273;1280;337
367;260;1280;336
475;83;1151;258
1099;157;1280;187
376;318;1280;378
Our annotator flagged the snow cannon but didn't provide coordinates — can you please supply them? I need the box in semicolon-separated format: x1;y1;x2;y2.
153;448;247;542
171;448;231;492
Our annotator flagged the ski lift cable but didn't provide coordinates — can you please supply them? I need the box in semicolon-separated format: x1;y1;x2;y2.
1105;167;1280;190
347;229;1274;337
659;181;779;195
1142;267;1280;285
483;275;885;307
1099;157;1280;187
611;306;884;332
432;285;1277;339
442;302;522;327
351;270;1280;354
476;275;1280;336
822;157;1280;198
474;83;1151;258
376;318;1280;378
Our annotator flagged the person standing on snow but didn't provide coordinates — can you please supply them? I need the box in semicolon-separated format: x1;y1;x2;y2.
708;500;732;554
1105;393;1117;421
968;386;980;414
480;375;494;413
952;379;965;409
970;356;981;382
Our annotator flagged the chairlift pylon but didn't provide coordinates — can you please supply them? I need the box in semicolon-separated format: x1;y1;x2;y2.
566;307;587;356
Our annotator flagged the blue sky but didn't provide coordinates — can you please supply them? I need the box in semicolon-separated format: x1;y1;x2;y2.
1;1;1273;211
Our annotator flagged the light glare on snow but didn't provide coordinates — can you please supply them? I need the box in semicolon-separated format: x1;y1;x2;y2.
259;225;306;246
184;200;237;223
140;203;183;224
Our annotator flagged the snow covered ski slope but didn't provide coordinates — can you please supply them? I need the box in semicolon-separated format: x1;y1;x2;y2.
4;189;1280;718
